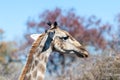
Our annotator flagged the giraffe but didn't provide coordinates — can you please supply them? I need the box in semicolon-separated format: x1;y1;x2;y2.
19;21;89;80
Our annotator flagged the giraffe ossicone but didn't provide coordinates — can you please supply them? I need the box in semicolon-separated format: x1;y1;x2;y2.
19;21;89;80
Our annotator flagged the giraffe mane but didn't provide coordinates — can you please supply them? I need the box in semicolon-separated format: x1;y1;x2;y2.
19;33;45;80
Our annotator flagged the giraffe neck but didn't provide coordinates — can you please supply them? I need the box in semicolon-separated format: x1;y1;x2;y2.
25;46;53;80
19;33;53;80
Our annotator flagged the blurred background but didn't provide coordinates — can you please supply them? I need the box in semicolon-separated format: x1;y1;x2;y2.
0;0;120;80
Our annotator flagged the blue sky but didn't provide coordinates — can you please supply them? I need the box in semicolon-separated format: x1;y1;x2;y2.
0;0;120;41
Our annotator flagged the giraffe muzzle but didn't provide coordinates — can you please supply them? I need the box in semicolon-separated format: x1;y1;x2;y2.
74;50;88;58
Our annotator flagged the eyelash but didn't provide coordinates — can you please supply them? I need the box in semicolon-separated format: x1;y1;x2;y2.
60;36;69;40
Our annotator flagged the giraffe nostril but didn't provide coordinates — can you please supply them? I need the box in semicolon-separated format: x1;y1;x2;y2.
83;52;89;58
84;54;88;58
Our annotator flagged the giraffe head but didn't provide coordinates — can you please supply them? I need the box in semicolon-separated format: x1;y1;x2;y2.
31;21;88;58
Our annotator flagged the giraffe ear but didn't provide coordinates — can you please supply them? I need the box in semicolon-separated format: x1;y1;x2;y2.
30;34;41;40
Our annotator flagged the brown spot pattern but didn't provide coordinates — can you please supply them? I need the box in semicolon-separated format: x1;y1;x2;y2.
37;76;43;80
24;74;31;80
35;60;38;66
38;63;46;74
44;56;48;63
33;70;37;78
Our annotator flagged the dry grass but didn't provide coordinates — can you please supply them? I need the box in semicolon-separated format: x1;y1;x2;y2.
0;62;23;80
0;52;120;80
52;55;120;80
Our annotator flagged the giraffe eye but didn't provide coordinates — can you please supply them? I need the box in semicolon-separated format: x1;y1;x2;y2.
60;36;69;40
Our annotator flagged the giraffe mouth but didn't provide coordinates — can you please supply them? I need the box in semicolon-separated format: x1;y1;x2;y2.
74;50;88;58
59;49;88;58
